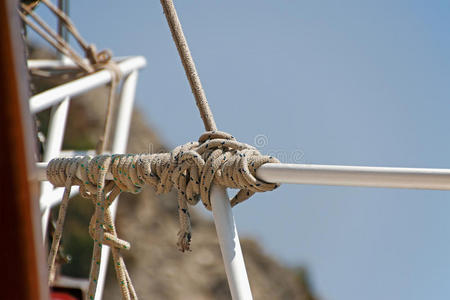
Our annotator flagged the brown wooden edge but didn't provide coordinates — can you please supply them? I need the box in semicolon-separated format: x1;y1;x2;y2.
0;1;49;299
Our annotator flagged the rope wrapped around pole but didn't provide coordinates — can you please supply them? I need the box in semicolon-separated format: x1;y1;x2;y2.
47;131;279;253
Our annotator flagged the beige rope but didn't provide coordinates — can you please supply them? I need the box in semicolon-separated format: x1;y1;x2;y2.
47;158;80;284
47;131;279;253
97;62;122;154
40;0;90;52
47;156;137;300
18;7;92;72
18;1;118;74
160;0;217;132
19;1;122;153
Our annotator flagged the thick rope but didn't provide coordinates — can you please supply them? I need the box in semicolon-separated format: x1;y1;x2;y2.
160;0;217;132
47;131;279;254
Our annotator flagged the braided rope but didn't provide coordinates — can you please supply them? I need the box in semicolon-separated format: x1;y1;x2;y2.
47;131;279;252
160;0;217;131
47;156;137;300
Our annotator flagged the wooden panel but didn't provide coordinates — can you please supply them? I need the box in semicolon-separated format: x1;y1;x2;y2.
0;1;49;299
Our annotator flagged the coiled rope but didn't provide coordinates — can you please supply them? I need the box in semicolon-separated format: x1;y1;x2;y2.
43;0;281;299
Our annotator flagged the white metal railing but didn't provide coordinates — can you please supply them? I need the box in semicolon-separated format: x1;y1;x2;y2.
27;2;450;299
30;40;450;300
35;156;450;299
31;56;146;300
32;64;450;300
256;163;450;190
35;162;450;191
30;56;146;114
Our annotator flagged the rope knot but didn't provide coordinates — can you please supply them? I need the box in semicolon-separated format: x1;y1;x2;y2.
172;131;280;211
85;44;112;67
46;131;280;253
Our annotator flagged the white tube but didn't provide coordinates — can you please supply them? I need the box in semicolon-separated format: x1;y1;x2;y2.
40;97;70;238
27;59;78;69
41;186;80;210
27;57;135;69
36;162;450;191
30;56;146;114
111;71;138;153
257;163;450;190
59;149;97;157
211;185;253;300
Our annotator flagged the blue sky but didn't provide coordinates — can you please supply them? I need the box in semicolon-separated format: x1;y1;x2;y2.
34;1;450;299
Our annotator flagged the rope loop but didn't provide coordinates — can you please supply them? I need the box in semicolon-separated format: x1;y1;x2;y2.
85;45;115;72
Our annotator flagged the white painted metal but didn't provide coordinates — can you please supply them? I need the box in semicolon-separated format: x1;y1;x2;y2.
36;162;450;191
43;186;80;210
111;71;138;153
38;152;450;299
28;59;79;69
40;97;70;238
256;163;450;190
95;71;139;300
211;185;253;300
31;52;450;300
27;57;133;69
30;56;146;113
59;149;97;157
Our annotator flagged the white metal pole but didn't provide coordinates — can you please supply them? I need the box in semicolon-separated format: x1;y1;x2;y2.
95;71;139;300
44;187;80;209
111;71;138;153
40;97;70;239
29;56;146;114
211;185;253;300
256;163;450;190
36;162;450;191
28;59;76;69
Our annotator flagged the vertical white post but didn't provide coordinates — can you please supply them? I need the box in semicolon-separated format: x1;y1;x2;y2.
111;71;138;153
40;97;70;238
211;185;253;300
95;71;139;300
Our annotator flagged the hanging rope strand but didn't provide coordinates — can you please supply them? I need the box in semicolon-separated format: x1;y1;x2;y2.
40;0;91;52
97;65;121;154
47;158;80;284
160;0;217;132
18;8;92;72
